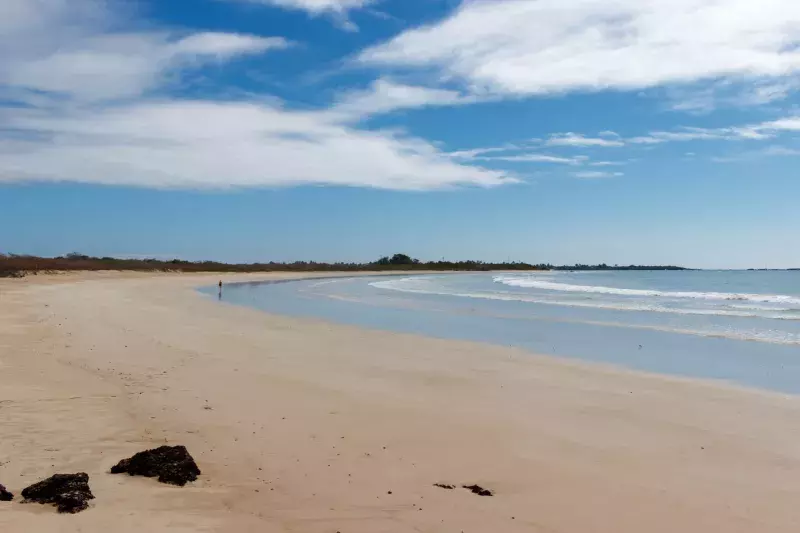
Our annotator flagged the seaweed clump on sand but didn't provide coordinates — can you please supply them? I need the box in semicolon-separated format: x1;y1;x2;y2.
111;445;201;486
463;484;494;496
21;473;94;513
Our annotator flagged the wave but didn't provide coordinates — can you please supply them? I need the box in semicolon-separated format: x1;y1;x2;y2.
493;276;800;306
369;278;800;321
368;278;800;344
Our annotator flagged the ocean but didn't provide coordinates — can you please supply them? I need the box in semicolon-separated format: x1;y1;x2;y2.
205;270;800;394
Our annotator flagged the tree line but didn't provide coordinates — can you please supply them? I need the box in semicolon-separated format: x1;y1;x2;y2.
0;252;685;278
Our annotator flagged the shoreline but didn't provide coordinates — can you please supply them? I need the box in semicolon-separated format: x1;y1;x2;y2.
212;273;800;394
212;273;799;401
2;271;800;532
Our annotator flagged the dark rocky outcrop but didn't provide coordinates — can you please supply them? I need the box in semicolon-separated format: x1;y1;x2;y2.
21;473;94;513
0;484;13;501
110;445;200;486
463;484;494;496
433;483;455;490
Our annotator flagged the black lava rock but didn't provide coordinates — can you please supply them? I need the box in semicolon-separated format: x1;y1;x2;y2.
21;473;94;513
110;445;200;486
463;484;494;496
0;484;13;501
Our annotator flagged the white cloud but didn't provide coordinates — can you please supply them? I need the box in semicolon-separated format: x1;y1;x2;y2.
360;0;800;97
757;117;800;133
4;33;287;101
665;85;719;114
0;0;513;191
665;79;800;113
656;118;800;142
232;0;375;14
635;129;728;143
226;0;377;30
0;101;513;190
484;154;585;165
590;161;627;167
574;171;623;179
712;144;800;162
0;0;287;102
446;145;522;160
626;136;665;145
543;115;800;153
331;78;473;119
536;126;767;148
740;82;799;106
620;124;775;145
665;76;799;115
0;0;108;36
546;133;625;148
171;33;288;59
444;113;800;172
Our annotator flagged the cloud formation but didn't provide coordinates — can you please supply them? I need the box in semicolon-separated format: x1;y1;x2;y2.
665;80;800;113
331;79;473;119
542;118;800;148
1;0;287;103
546;133;625;148
590;161;628;167
361;0;800;96
232;0;376;14
0;101;511;190
227;0;377;30
4;0;800;191
574;171;624;179
0;0;511;190
485;154;586;165
441;113;800;170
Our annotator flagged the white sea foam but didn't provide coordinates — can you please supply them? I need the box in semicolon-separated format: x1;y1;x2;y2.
367;278;800;344
369;278;800;321
492;276;800;306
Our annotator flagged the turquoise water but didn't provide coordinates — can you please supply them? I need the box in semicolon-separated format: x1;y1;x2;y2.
203;271;800;394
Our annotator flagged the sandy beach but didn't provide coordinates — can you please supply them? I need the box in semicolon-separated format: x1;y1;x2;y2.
2;272;800;532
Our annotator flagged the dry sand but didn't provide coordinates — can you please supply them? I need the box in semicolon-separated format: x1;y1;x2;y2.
1;271;800;532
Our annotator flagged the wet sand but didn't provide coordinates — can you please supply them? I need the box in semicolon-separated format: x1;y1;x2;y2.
1;271;800;532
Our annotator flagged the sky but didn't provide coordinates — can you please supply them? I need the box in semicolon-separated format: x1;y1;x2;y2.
2;0;800;268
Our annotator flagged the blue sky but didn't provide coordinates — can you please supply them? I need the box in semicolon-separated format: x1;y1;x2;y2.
2;0;800;268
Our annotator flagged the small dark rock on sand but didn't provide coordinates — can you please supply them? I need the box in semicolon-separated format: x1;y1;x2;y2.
433;483;455;490
21;473;94;513
111;445;200;486
463;484;494;496
0;484;13;501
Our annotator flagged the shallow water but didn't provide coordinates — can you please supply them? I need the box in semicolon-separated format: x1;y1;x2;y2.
202;271;800;394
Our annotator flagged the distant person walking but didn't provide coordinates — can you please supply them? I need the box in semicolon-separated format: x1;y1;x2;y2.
218;280;223;300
